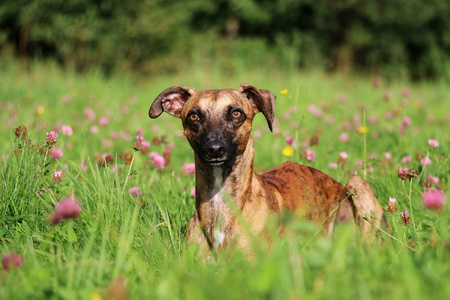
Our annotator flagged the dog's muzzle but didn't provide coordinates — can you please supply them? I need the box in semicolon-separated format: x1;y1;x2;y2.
203;140;227;163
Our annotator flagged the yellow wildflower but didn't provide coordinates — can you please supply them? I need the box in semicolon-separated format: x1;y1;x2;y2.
90;292;102;300
35;105;45;115
358;126;368;134
280;89;288;95
282;145;294;157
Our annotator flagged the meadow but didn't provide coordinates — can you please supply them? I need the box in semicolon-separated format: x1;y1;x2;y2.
0;61;449;299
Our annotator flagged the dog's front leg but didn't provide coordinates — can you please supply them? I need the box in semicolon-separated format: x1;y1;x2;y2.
186;212;214;260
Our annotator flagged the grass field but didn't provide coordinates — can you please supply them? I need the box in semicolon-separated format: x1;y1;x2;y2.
1;62;449;299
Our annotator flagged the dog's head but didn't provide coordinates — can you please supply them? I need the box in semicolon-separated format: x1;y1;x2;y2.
149;84;276;166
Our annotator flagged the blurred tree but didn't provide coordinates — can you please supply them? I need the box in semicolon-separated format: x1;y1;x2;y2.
0;0;449;79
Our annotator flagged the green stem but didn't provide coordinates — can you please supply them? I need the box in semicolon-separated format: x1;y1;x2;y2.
363;110;367;180
121;152;136;195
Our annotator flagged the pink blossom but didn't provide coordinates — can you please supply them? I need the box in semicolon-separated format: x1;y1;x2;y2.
329;162;338;169
49;197;81;225
46;131;59;145
342;122;351;131
384;152;392;160
426;175;440;186
428;139;439;148
137;128;143;135
65;142;73;150
422;189;445;211
369;115;378;124
51;147;63;159
305;149;315;162
253;130;262;139
352;170;358;175
190;187;196;197
384;91;393;101
367;166;374;173
373;77;381;87
80;162;88;171
150;152;166;169
400;210;410;225
151;125;160;132
421;156;432;167
402;156;412;164
384;112;393;120
98;117;109;126
402;88;410;97
61;125;73;136
356;159;364;168
62;94;72;103
286;136;295;145
181;163;195;175
90;125;99;134
387;197;398;213
101;139;112;148
141;141;150;152
338;95;347;103
307;105;323;118
53;170;63;183
339;133;349;143
339;152;348;160
134;135;144;150
401;117;412;127
2;252;23;271
129;187;142;197
84;107;96;121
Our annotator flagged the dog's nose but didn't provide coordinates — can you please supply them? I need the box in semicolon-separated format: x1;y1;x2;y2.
204;140;227;159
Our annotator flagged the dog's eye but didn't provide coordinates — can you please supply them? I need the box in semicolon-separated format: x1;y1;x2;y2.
231;110;242;118
189;113;199;121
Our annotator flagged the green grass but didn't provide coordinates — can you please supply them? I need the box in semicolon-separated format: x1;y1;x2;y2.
0;61;449;299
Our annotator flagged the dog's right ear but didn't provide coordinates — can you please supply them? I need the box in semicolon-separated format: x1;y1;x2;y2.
149;86;196;119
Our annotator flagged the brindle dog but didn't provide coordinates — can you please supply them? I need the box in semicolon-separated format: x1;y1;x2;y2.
149;84;388;256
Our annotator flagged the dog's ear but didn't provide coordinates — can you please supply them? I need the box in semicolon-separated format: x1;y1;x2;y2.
239;83;276;132
149;86;196;118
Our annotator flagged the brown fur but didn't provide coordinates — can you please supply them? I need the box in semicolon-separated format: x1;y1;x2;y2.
149;84;388;258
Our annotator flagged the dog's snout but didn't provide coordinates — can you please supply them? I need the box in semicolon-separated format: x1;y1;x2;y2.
204;140;227;159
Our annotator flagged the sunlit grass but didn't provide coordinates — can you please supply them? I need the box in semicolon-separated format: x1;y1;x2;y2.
0;61;449;299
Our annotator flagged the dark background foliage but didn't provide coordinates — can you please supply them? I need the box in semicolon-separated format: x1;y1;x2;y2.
1;0;449;79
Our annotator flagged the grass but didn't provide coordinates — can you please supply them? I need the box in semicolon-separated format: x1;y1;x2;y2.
0;61;449;299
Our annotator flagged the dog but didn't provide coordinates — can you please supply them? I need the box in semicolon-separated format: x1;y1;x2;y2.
149;84;388;257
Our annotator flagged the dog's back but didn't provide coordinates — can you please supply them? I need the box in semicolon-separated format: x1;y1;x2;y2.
259;161;345;227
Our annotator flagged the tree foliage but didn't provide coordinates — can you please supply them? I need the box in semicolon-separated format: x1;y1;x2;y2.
1;0;449;79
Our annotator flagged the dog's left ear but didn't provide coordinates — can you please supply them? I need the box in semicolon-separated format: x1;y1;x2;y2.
240;83;276;132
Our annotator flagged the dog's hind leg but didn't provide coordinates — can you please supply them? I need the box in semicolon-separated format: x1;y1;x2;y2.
334;176;389;237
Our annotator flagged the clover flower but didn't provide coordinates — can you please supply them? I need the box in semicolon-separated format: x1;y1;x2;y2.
181;163;195;175
400;210;410;225
49;197;82;225
129;187;142;197
150;152;166;169
305;149;315;162
397;167;418;181
422;189;445;211
51;147;63;159
428;139;439;148
46;131;59;145
387;197;398;213
53;170;63;183
2;252;23;271
61;125;73;136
